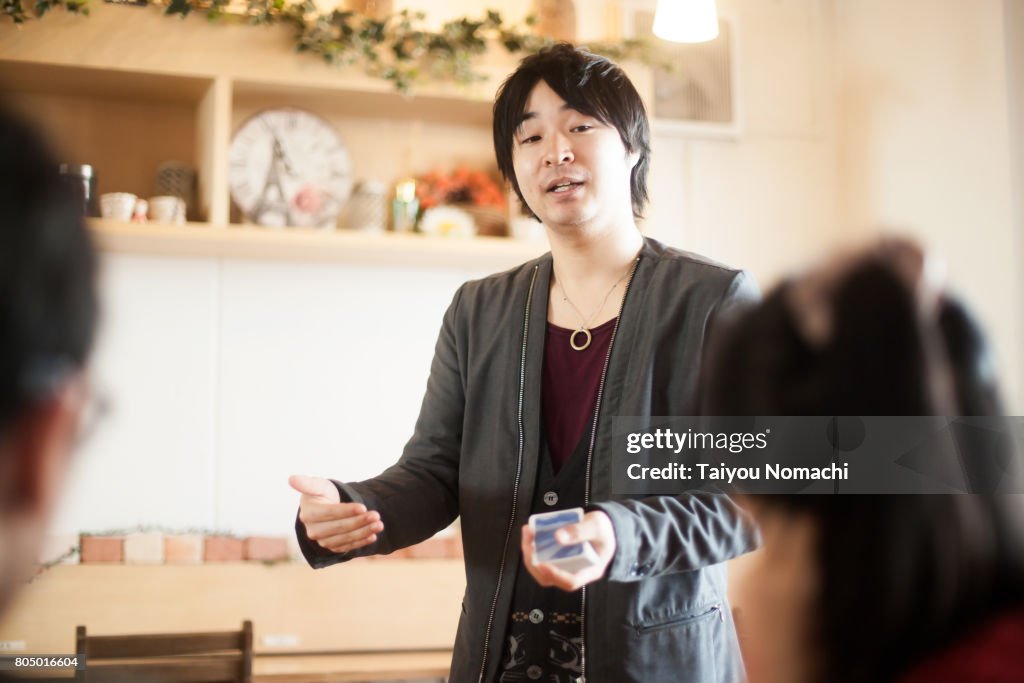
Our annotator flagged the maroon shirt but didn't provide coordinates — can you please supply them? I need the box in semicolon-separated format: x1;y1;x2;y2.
543;317;617;473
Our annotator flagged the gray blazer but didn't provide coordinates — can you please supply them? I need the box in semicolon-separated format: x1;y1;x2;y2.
297;236;761;682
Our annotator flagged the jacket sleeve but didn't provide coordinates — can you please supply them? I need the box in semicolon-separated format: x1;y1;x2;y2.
590;492;760;581
591;269;762;581
296;284;467;569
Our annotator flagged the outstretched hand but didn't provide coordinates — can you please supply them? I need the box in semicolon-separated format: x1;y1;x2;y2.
289;474;383;554
520;510;616;591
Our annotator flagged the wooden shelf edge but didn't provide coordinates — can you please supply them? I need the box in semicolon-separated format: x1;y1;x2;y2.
89;219;548;270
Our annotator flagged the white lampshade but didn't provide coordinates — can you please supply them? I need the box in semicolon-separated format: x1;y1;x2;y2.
652;0;720;43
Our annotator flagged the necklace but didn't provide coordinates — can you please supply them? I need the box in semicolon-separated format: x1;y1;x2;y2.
555;256;640;351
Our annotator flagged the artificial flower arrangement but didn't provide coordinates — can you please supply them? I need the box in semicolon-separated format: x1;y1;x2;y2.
415;167;508;237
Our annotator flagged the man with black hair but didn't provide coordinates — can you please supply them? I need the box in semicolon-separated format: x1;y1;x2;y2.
0;107;100;625
293;44;757;682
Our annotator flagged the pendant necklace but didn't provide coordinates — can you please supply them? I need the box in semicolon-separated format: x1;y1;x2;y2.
555;256;640;351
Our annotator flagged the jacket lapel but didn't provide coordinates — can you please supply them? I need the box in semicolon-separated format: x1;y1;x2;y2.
586;238;661;501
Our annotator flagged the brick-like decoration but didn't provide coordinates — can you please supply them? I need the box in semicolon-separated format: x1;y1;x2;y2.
286;534;305;563
39;534;81;565
80;536;123;563
124;532;165;565
244;536;289;561
203;536;244;562
68;530;463;565
164;534;203;564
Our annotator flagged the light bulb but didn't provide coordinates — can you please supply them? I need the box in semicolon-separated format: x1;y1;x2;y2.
652;0;719;43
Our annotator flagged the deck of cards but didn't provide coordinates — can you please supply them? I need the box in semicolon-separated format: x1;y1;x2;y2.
529;507;600;573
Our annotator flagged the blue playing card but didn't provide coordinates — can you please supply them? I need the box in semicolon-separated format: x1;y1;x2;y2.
529;507;600;572
533;509;585;562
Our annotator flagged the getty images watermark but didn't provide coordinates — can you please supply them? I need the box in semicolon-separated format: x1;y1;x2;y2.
611;417;1024;495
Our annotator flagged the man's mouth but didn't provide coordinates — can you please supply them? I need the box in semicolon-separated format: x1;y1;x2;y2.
547;179;584;193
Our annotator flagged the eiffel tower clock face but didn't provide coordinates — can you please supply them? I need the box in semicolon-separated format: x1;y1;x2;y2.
229;108;353;228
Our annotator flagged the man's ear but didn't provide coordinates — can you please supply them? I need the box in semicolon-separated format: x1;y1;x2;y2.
5;380;82;518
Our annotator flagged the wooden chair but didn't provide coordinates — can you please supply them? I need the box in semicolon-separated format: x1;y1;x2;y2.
74;620;252;683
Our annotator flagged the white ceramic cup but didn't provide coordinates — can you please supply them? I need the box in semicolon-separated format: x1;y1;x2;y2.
100;192;138;222
148;195;186;224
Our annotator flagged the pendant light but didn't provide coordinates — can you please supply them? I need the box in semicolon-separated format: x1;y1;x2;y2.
652;0;719;43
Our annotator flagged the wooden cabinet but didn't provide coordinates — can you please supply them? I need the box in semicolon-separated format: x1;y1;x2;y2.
0;561;464;655
0;3;545;268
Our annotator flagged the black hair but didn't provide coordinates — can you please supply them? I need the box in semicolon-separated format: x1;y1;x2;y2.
0;104;99;433
704;263;935;416
492;43;651;220
702;259;1023;683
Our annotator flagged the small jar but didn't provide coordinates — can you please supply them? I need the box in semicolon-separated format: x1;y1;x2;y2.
346;180;388;232
59;163;99;217
391;179;420;233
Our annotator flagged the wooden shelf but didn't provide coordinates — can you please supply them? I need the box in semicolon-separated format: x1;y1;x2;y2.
231;78;494;128
1;3;540;271
90;219;548;269
0;3;509;103
0;61;214;104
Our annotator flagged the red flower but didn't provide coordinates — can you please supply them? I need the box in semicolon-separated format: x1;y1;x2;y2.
414;166;506;210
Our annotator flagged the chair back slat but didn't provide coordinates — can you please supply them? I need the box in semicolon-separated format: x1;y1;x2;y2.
75;621;252;683
86;631;245;659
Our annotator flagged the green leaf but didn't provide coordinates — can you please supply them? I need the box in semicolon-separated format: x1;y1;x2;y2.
5;2;671;96
165;0;192;17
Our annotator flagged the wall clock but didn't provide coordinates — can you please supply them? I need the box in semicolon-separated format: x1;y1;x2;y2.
229;108;353;228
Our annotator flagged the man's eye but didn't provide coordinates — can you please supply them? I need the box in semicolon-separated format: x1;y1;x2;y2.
572;125;593;133
520;135;541;144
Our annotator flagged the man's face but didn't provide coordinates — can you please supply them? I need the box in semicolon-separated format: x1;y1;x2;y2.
511;80;638;232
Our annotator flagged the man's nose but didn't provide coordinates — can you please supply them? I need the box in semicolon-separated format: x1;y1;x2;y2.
544;135;574;166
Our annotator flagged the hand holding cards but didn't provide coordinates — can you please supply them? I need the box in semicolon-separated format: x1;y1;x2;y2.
529;507;601;573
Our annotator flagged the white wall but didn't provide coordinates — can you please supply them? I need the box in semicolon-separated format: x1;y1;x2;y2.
646;0;840;284
53;257;480;536
832;0;1022;410
49;0;1023;538
1006;0;1024;413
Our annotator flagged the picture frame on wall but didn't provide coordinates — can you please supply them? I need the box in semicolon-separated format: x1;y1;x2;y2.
622;2;741;139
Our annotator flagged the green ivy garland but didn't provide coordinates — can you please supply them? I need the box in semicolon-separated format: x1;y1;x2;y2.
1;0;89;23
1;0;666;93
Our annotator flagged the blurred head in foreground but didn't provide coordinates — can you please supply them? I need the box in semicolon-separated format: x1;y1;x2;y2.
703;238;1024;683
0;105;99;616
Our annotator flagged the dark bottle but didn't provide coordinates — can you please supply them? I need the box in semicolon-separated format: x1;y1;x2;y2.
58;163;99;217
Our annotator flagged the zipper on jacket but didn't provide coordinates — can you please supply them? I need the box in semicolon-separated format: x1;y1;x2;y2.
578;255;641;683
477;264;540;683
634;603;724;635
